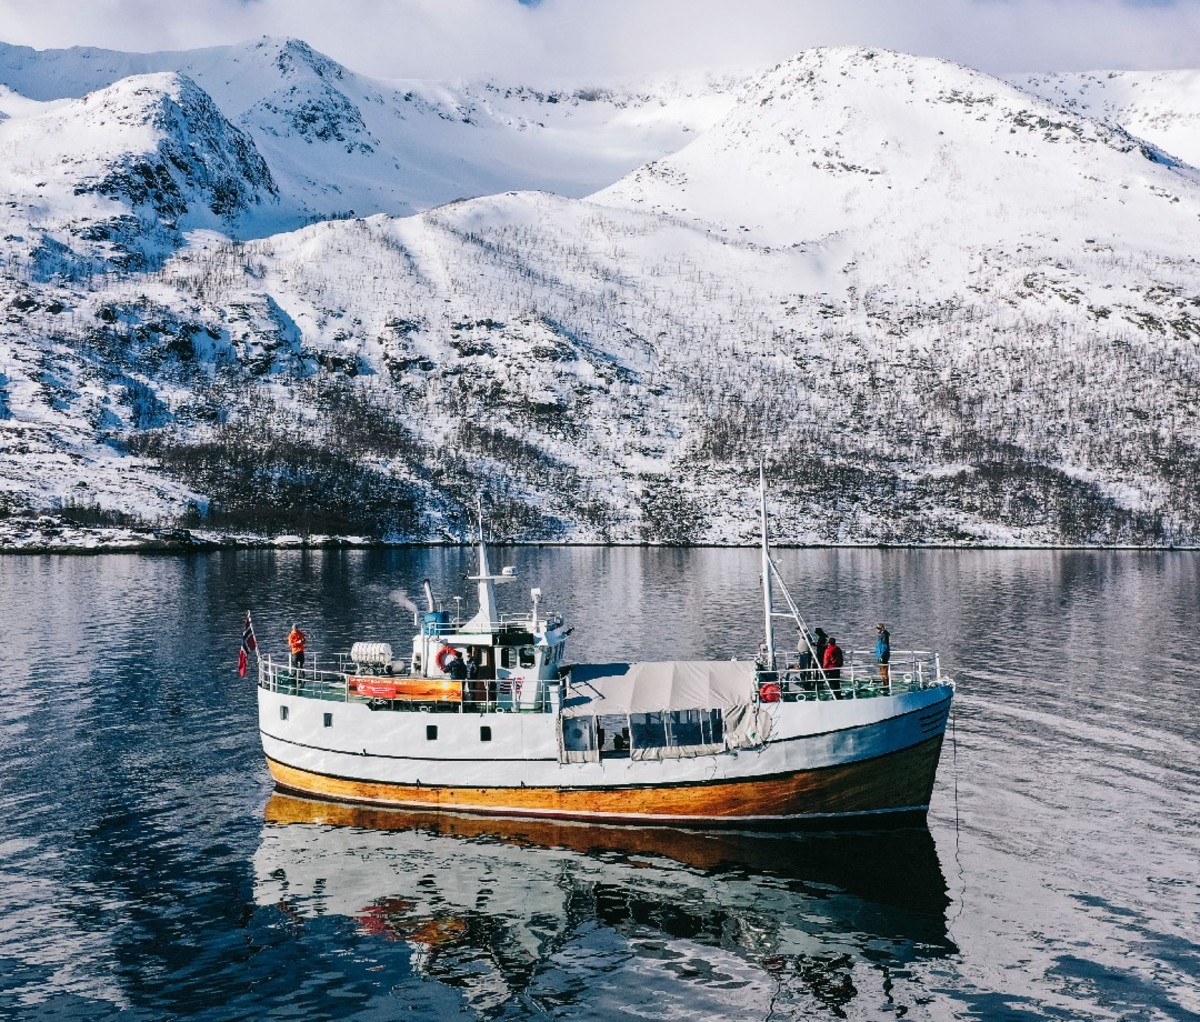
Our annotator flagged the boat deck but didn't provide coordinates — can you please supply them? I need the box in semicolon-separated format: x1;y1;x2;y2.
257;650;946;712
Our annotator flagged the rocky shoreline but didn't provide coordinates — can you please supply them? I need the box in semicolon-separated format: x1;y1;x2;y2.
2;516;1193;554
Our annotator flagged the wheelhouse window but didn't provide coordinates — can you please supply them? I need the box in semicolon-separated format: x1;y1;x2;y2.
562;717;597;752
630;712;669;751
667;708;722;746
563;708;724;763
630;709;724;751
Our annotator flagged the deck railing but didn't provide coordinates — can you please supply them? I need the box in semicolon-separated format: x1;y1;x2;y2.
758;649;947;701
422;610;560;635
256;653;555;713
257;648;948;713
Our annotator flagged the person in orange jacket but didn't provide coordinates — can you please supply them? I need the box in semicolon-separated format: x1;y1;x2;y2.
288;622;307;671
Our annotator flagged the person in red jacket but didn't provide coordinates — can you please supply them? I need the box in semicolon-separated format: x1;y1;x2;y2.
823;636;844;698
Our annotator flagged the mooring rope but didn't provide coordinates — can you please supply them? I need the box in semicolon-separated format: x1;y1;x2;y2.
948;696;965;928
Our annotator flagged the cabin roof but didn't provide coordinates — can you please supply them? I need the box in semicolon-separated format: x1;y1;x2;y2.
562;661;756;717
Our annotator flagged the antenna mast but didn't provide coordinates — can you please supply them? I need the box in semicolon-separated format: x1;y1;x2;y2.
759;460;775;670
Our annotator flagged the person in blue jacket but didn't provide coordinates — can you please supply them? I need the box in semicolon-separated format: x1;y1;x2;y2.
876;623;891;687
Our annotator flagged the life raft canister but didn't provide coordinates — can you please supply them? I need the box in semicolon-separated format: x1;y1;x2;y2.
759;681;782;703
435;646;459;672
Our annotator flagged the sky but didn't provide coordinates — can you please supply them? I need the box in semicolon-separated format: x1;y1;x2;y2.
0;0;1196;83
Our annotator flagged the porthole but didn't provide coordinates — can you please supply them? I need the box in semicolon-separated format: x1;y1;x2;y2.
280;706;289;721
480;726;492;742
426;725;438;741
323;712;333;728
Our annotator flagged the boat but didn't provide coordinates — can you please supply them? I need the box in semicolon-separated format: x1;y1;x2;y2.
255;473;956;828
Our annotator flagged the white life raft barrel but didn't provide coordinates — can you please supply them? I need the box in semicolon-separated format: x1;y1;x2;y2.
350;642;394;669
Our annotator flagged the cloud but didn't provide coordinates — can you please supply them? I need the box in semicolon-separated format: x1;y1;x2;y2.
0;0;1196;81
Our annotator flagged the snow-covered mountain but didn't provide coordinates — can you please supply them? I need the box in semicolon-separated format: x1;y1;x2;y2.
0;37;741;229
598;49;1200;250
1;39;1198;549
1;71;278;276
1017;68;1200;168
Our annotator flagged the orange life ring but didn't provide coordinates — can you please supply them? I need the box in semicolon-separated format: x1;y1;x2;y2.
759;682;781;703
435;646;458;672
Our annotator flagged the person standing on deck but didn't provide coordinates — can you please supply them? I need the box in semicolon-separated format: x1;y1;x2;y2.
876;623;891;687
288;623;307;672
463;647;483;705
823;636;844;698
812;628;829;687
797;635;816;691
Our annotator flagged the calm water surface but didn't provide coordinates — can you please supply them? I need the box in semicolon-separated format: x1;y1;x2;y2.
0;548;1196;1021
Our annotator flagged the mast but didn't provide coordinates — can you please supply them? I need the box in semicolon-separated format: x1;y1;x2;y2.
759;461;776;670
461;498;514;633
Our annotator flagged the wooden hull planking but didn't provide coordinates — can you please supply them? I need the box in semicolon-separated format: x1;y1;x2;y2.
265;733;945;827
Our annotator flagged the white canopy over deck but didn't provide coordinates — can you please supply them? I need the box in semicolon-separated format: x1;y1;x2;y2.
562;661;771;760
563;661;757;716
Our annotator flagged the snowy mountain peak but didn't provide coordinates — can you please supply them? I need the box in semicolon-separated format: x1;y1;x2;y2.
83;70;278;220
265;36;347;82
595;45;1200;250
0;70;277;274
0;36;744;228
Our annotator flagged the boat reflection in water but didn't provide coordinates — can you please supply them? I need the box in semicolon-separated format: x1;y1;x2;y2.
256;793;957;1017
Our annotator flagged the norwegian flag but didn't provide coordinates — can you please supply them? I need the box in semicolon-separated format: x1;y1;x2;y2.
238;611;258;677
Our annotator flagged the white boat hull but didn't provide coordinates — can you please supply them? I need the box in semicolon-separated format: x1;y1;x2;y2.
258;683;953;827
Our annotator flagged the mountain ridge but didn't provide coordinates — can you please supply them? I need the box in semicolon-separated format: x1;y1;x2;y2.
1;40;1198;549
0;36;743;230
